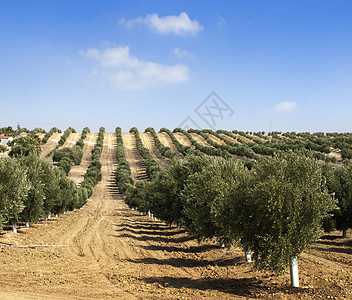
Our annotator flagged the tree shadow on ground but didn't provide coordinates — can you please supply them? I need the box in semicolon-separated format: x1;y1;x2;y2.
138;276;308;298
140;243;218;254
114;232;195;243
125;256;243;268
313;246;352;255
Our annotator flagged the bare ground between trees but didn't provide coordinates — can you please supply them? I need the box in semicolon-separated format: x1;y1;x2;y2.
0;133;351;299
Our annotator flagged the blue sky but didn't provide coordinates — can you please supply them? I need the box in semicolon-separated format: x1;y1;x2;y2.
1;0;352;133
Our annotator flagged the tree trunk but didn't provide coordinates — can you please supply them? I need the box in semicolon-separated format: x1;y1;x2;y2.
290;256;299;287
220;238;225;248
12;222;17;233
26;221;30;228
343;229;347;238
245;245;252;263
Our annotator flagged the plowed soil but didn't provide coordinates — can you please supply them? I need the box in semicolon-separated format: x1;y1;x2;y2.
68;133;98;185
220;134;240;144
156;133;183;158
0;133;351;299
189;133;212;147
206;133;226;145
121;133;148;181
40;133;63;159
233;134;254;144
61;133;81;148
173;133;194;148
139;133;169;167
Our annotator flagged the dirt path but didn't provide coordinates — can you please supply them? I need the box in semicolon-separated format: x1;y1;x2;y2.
122;133;148;181
1;133;351;299
139;132;170;167
68;133;98;185
157;133;183;158
61;133;81;148
40;133;63;159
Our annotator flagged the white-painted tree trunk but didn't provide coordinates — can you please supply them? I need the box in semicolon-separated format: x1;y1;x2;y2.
220;238;225;248
290;256;299;287
343;229;347;238
245;245;252;263
45;215;48;221
12;222;17;233
55;214;58;218
148;210;151;218
26;221;30;228
48;213;51;219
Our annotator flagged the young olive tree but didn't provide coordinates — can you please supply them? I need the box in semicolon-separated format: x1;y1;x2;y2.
0;158;30;231
241;153;336;286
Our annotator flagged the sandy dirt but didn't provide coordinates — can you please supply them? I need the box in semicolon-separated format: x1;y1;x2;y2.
61;133;81;148
233;134;254;144
189;133;212;147
139;133;170;167
251;135;267;143
1;132;351;299
122;133;148;181
327;148;343;163
206;133;226;145
40;133;63;159
37;133;45;140
173;133;194;148
220;134;240;144
156;133;183;158
68;133;98;185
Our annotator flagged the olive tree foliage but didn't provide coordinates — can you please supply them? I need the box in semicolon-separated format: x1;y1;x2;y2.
323;163;352;236
8;135;41;157
183;158;250;245
0;158;30;228
19;155;46;224
240;153;336;274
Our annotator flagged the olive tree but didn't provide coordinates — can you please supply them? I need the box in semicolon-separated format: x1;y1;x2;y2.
241;152;336;286
0;158;30;231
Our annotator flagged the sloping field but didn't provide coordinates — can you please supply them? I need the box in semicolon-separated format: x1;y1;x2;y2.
40;133;63;158
220;133;240;144
189;132;212;147
68;133;98;185
206;133;226;145
139;132;170;167
173;132;194;148
157;132;183;158
61;133;81;148
122;133;148;181
233;134;253;144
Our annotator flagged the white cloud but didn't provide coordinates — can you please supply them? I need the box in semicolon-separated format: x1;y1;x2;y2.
172;48;193;59
273;101;298;112
80;46;189;90
120;12;203;36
